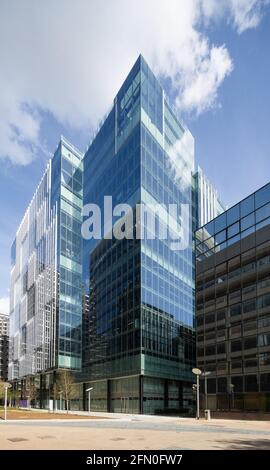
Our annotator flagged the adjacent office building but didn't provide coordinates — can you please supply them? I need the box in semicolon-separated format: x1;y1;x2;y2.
196;182;270;411
81;55;223;414
8;137;83;407
0;313;9;381
193;166;226;228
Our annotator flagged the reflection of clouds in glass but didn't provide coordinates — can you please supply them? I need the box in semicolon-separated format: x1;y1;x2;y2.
165;130;194;191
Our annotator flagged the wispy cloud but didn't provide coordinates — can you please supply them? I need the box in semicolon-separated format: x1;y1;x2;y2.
0;0;268;165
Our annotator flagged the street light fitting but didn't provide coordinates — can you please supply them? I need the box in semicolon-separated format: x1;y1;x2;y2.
201;371;211;377
192;368;202;376
86;387;93;392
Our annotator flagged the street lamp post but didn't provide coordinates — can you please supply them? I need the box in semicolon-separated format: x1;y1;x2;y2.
86;387;93;414
3;382;11;421
192;368;202;420
201;371;211;410
229;383;235;409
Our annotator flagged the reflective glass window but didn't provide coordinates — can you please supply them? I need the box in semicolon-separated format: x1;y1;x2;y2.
240;194;255;217
241;213;255;231
227;204;240;226
228;222;240;238
256;203;270;223
255;184;270;209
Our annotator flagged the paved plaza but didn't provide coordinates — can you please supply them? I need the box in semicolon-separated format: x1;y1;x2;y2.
1;412;270;450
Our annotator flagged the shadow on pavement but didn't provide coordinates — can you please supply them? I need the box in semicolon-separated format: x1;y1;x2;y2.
216;439;270;450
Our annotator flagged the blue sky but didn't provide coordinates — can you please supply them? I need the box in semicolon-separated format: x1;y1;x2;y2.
0;0;270;311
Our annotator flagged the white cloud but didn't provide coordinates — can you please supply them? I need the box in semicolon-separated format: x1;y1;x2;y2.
0;296;9;315
228;0;270;33
200;0;270;34
0;0;268;165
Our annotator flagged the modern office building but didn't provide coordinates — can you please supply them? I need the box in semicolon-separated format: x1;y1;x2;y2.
196;182;270;411
8;55;224;413
81;55;223;414
0;313;9;381
8;137;83;407
193;166;226;228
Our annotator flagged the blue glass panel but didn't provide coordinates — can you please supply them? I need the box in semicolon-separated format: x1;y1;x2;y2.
255;184;270;209
256;203;270;223
241;212;255;231
240;194;254;217
214;213;226;233
227;204;240;226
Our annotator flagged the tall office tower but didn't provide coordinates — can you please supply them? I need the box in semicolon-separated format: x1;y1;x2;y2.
9;137;83;407
196;182;270;412
193;166;226;229
82;55;196;414
0;313;9;381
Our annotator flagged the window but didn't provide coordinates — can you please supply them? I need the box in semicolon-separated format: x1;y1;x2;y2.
241;213;255;231
244;336;257;350
231;340;242;352
259;353;270;366
258;315;270;328
243;299;256;314
196;315;204;327
230;304;241;317
215;230;226;245
231;376;243;392
258;333;270;347
217;377;227;393
216;309;226;321
244;358;257;368
205;345;216;356
227;234;240;247
260;373;270;392
245;375;258;392
227;204;240;226
243;320;257;332
214;213;227;233
207;379;216;393
205;313;215;324
197;347;204;357
257;217;270;230
255;184;270;209
230;324;241;336
258;277;270;291
256;203;270;223
257;293;270;309
228;222;240;238
217;343;226;354
203;221;214;240
241;194;255;217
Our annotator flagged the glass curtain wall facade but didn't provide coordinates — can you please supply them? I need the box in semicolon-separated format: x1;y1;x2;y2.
9;137;83;408
82;55;196;414
193;166;226;229
196;182;270;411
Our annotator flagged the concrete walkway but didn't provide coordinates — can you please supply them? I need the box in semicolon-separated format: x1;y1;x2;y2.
1;412;270;450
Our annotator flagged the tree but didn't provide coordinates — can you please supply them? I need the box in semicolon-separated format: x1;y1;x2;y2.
25;377;38;407
0;381;5;402
56;370;76;413
9;389;21;408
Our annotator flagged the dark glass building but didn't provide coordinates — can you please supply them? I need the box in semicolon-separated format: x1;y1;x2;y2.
196;182;270;412
82;56;196;414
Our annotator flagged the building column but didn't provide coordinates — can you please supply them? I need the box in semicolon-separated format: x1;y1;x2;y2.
139;375;144;414
107;379;111;412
